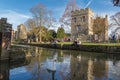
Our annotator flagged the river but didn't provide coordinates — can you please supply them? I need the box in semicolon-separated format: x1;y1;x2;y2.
0;46;120;80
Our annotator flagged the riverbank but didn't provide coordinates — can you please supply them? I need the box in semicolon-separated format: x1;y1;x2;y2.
17;43;120;54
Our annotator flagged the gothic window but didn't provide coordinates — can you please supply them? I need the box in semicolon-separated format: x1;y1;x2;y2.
74;17;76;23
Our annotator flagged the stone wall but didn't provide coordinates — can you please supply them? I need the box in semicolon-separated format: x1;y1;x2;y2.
22;43;120;54
71;8;94;41
0;18;12;60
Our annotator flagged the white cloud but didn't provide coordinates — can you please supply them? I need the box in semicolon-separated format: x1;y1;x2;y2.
95;11;115;23
99;0;112;6
49;22;61;32
0;10;31;30
84;0;94;8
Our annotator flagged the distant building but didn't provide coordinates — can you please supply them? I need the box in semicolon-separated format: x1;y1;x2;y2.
14;31;18;40
71;8;108;42
17;24;27;41
11;30;15;41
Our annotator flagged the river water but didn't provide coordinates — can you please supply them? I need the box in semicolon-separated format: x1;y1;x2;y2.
0;46;120;80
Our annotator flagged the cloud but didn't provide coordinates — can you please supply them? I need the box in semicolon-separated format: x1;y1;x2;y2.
95;11;115;21
84;0;94;8
99;0;112;6
0;10;31;30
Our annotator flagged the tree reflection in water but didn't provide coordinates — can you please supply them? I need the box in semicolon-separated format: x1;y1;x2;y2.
7;46;120;80
25;47;120;80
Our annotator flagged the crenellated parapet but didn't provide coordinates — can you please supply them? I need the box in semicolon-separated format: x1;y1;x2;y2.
71;8;94;41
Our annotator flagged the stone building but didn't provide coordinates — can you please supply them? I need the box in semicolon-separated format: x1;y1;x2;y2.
17;24;27;41
14;31;18;40
71;8;94;41
11;30;15;41
71;8;108;42
93;15;108;42
0;18;12;60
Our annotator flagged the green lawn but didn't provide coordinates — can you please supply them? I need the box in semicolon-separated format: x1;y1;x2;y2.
58;42;120;46
82;42;120;46
58;42;72;44
13;41;120;46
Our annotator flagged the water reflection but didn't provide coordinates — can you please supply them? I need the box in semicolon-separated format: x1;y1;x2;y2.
1;46;120;80
0;60;9;80
0;47;31;80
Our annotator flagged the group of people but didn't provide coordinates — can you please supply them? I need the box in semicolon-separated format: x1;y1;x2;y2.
72;40;81;46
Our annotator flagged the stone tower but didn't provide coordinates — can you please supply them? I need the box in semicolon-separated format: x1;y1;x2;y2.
17;24;27;40
93;15;108;42
71;8;94;41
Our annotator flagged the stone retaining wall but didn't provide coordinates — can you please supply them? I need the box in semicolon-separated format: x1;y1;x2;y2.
23;43;120;54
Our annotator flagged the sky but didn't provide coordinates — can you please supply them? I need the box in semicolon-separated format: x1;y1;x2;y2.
0;0;120;31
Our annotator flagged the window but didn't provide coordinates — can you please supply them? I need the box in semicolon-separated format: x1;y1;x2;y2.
74;17;76;23
83;16;85;22
77;25;81;31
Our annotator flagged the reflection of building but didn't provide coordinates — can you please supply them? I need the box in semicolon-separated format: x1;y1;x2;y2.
87;59;93;80
17;24;27;40
71;8;108;41
0;49;31;80
92;60;108;79
70;55;108;80
0;18;12;60
88;60;108;80
70;55;89;80
0;61;9;80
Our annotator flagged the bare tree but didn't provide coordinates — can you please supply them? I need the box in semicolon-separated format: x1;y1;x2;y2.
25;18;36;42
113;0;120;6
110;12;120;27
59;0;79;32
110;12;120;35
30;3;55;42
25;18;36;31
30;3;46;42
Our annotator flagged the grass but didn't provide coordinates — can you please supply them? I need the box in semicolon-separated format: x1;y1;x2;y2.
13;41;120;46
58;42;72;44
58;42;120;46
82;42;120;46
